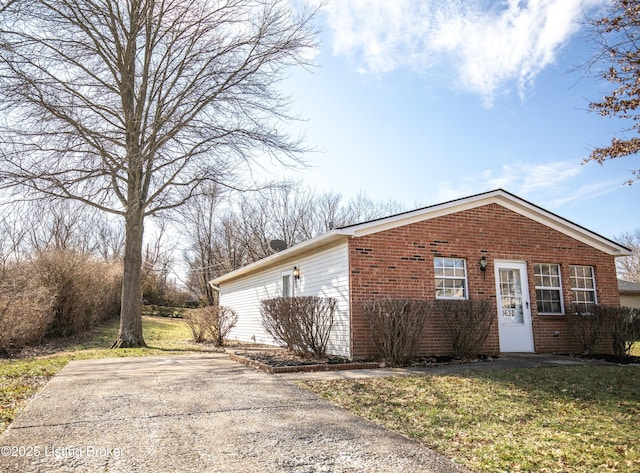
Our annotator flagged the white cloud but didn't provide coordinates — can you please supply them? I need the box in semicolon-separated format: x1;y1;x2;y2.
321;0;607;105
434;160;620;209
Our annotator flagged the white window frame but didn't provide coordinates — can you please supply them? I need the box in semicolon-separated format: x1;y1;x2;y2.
534;263;564;315
281;270;293;298
434;257;468;300
569;265;597;306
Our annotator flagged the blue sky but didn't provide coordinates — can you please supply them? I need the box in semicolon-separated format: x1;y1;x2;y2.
275;0;639;241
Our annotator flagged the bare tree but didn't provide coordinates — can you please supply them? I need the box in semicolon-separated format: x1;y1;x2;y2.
6;198;125;261
92;216;125;261
0;211;27;276
182;182;232;305
0;0;317;347
180;180;407;304
341;192;406;226
617;229;640;283
585;0;640;183
312;191;344;232
0;0;18;15
25;201;97;254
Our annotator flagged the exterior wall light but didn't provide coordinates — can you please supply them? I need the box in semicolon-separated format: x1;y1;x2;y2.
292;266;301;280
480;256;487;272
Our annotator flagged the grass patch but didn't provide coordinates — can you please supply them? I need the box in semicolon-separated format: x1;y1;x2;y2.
304;366;640;472
0;315;212;434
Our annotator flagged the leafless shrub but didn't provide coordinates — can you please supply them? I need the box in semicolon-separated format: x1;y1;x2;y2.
261;298;301;353
567;304;640;357
185;310;209;343
211;306;238;346
0;266;54;356
261;296;336;358
186;306;238;346
607;306;640;357
566;304;610;355
34;250;122;337
436;299;494;359
0;250;122;354
363;298;432;366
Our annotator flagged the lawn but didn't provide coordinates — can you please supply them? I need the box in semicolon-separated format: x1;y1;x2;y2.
0;315;210;434
3;321;639;472
304;365;640;472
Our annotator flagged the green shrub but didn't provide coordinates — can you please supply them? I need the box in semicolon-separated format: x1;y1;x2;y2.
143;305;186;318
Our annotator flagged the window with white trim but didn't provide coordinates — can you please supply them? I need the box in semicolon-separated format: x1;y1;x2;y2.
282;271;293;298
570;265;597;306
534;263;564;314
434;257;468;299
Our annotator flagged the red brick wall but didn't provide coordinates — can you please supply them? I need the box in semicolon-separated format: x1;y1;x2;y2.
348;203;619;358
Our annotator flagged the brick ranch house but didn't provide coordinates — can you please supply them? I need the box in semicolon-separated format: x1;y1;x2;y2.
211;189;630;358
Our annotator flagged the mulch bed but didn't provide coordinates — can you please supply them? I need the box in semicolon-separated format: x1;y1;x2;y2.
231;349;640;374
229;350;384;374
229;350;501;374
571;353;640;365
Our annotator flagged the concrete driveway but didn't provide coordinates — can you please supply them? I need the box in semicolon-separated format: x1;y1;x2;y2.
0;354;469;473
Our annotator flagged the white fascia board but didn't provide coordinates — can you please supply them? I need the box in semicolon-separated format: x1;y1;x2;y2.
345;190;630;257
348;195;494;237
211;229;351;285
493;195;631;257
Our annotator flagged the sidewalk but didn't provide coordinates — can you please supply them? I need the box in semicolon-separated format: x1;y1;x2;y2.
275;352;610;381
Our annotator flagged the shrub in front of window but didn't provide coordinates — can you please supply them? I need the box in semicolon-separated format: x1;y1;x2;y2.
185;305;238;346
363;298;432;366
566;303;609;355
436;299;494;359
260;296;336;359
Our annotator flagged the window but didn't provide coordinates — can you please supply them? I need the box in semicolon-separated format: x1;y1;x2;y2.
434;257;467;299
570;265;597;306
534;263;564;314
282;271;293;298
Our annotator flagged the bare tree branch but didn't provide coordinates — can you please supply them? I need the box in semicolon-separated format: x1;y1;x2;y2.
0;0;318;346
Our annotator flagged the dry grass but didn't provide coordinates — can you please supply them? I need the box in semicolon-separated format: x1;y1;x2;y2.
304;364;640;472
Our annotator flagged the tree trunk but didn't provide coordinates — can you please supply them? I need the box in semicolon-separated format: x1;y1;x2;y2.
112;208;146;348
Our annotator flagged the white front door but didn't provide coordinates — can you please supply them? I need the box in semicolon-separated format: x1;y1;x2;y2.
494;261;534;352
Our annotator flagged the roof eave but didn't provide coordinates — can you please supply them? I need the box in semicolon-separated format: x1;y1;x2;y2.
210;229;351;286
339;189;631;257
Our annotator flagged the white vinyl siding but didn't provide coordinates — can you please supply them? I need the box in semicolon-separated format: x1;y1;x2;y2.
219;242;351;357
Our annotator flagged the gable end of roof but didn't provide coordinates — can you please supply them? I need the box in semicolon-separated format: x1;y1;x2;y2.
336;189;630;257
